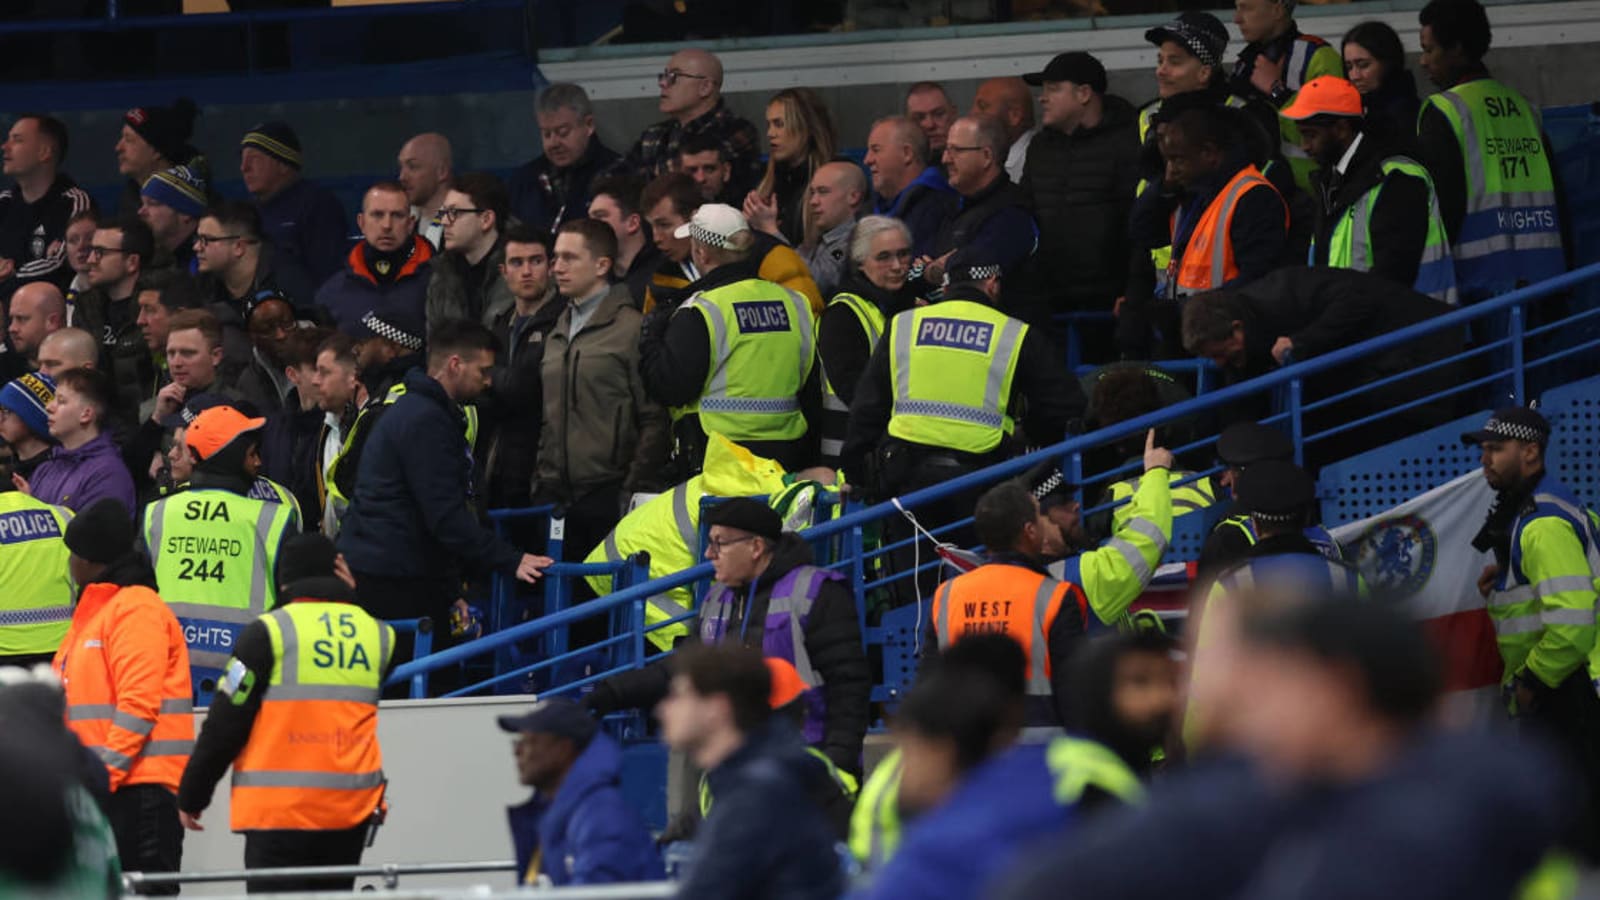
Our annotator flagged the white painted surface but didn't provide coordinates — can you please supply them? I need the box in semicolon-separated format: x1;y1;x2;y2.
178;695;535;895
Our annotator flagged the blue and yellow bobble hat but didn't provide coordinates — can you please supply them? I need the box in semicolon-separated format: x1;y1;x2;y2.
140;164;208;219
240;121;304;170
0;372;54;441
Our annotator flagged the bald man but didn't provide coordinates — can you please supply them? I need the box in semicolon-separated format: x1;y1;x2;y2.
972;77;1038;183
37;327;98;378
800;162;867;298
6;282;66;374
626;48;762;201
397;133;453;249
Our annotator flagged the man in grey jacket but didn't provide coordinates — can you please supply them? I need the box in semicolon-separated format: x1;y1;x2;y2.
535;218;669;563
426;172;515;330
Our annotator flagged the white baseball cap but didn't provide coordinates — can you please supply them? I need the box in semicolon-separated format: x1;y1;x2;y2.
673;203;750;249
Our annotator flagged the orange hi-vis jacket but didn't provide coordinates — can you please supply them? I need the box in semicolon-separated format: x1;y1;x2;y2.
1171;165;1287;297
932;563;1088;707
54;581;195;792
229;601;392;831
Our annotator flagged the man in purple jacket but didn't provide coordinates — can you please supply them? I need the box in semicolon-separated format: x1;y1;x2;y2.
27;366;135;516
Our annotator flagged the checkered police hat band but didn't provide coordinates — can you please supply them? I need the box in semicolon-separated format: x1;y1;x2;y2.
1485;419;1547;443
689;222;734;249
1172;25;1219;67
361;313;424;352
1032;470;1064;499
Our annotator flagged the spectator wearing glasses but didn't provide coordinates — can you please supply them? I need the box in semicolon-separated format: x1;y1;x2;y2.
626;49;762;200
508;83;623;235
427;172;513;330
314;182;434;339
816;216;919;470
72;216;158;418
194;201;292;318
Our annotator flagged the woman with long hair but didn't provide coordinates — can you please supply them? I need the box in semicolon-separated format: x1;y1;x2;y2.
745;87;836;247
1342;21;1421;138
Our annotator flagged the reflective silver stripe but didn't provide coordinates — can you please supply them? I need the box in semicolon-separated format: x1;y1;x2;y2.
790;287;816;391
821;389;850;414
1206;175;1270;288
1438;90;1487;200
1542;607;1595;627
268;684;381;704
166;603;260;625
1458;230;1563;260
379;623;392;670
162;697;194;715
891;399;1004;428
1532;575;1599;600
771;568;826;686
1487;585;1534;609
1534;493;1590;527
602;533;623;562
143;739;193;757
672;485;697;554
1286;38;1312;89
695;294;732;406
0;605;73;626
144;501;164;569
1347;192;1373;272
231;769;385;790
649;595;692;620
1106;537;1153;585
1027;577;1059;695
1496;613;1546;635
890;311;916;407
248;501;282;616
275;608;302;686
111;710;156;736
984;318;1025;417
97;747;133;771
1122;516;1169;556
819;436;845;457
67;704;116;721
934;581;955;647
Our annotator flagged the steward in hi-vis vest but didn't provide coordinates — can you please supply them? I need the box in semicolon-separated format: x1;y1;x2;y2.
1416;0;1564;304
1283;76;1458;304
638;203;819;477
143;405;296;696
179;534;393;894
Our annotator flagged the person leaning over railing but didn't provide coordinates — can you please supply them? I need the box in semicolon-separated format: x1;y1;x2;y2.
584;499;869;780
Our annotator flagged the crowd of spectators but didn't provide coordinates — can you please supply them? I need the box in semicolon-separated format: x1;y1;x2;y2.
0;0;1589;893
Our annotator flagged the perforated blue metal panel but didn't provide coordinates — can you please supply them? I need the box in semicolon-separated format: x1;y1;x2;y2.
1317;408;1490;526
1538;374;1600;511
870;602;927;710
1169;505;1224;562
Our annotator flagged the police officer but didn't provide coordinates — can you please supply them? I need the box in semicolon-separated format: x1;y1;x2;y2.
1196;421;1342;585
1187;459;1365;750
638;203;819;476
841;249;1085;596
1282;76;1457;304
1464;409;1600;732
0;457;75;667
178;534;393;893
933;433;1173;727
142;405;297;697
1416;0;1565;303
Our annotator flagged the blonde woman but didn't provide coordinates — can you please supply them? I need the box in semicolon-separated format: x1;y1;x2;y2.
744;87;837;247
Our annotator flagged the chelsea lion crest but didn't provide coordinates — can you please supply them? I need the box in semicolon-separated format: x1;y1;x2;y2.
1352;513;1437;598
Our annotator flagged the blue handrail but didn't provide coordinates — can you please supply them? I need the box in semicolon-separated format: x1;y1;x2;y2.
390;260;1600;688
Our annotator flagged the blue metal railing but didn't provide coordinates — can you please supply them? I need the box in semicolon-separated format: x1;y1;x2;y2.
388;261;1600;696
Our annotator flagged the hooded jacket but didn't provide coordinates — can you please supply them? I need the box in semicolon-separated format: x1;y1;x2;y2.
534;284;669;501
29;433;136;516
314;237;434;336
1021;94;1141;312
588;533;870;772
676;721;847;900
337;368;522;581
506;732;663;887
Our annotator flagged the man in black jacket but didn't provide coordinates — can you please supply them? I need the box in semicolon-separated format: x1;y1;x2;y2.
508;83;623;234
482;224;560;510
585;499;869;777
337;321;551;670
1181;267;1464;461
0;114;92;300
1020;51;1140;339
1281;75;1456;303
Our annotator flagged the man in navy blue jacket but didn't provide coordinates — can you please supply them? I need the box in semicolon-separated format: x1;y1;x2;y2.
499;698;662;887
337;320;549;668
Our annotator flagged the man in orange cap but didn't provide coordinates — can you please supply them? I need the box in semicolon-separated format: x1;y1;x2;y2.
141;404;298;699
1281;74;1457;304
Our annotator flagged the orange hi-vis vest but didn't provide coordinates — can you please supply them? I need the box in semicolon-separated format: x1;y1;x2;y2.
1171;165;1287;298
230;601;392;831
932;563;1087;714
54;582;195;793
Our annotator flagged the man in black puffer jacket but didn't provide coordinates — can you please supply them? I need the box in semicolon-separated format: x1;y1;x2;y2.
1021;51;1141;329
